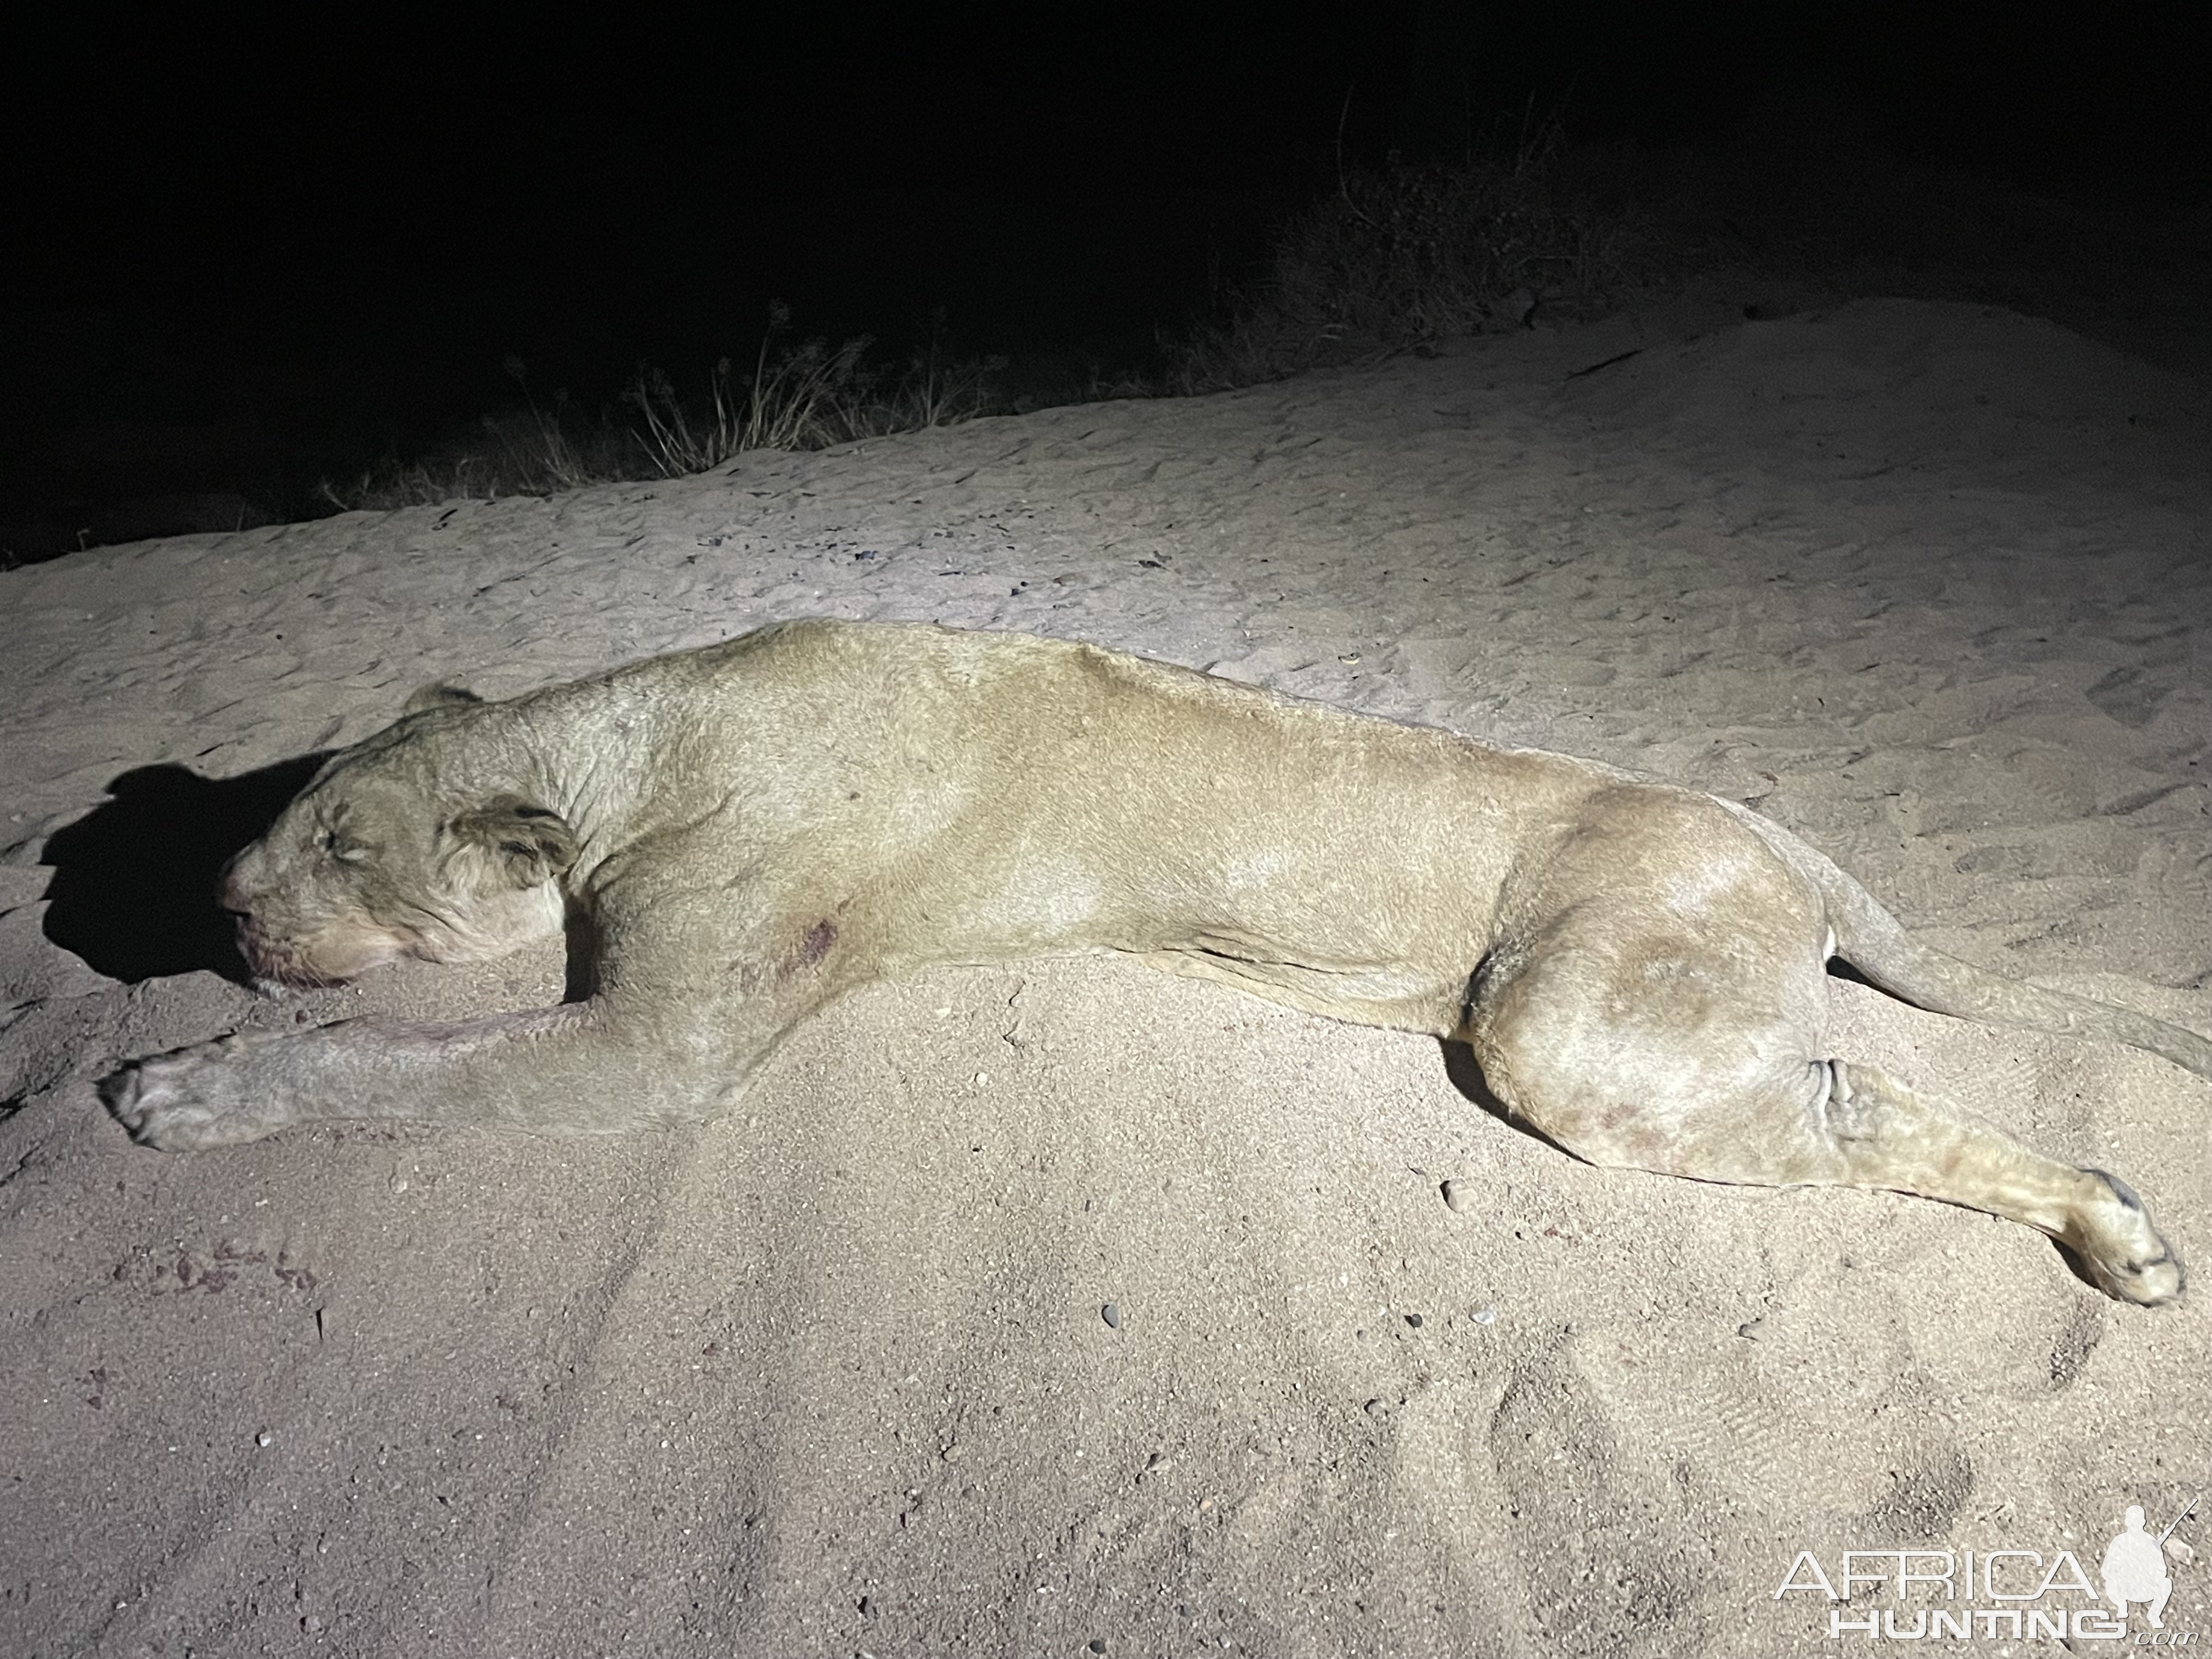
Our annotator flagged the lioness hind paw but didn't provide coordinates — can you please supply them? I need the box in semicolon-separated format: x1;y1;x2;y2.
2085;1245;2185;1308
2076;1169;2186;1307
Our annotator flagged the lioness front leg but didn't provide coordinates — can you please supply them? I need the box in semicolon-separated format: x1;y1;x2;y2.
105;1005;633;1149
106;815;876;1149
105;903;860;1148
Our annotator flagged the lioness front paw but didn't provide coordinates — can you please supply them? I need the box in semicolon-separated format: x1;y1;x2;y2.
101;1031;300;1152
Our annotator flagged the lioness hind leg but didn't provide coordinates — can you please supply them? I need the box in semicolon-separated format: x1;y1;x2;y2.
1476;1030;2181;1305
1467;927;2181;1305
1810;1058;2182;1307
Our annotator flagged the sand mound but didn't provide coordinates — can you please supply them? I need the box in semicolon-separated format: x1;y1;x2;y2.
4;297;2207;1656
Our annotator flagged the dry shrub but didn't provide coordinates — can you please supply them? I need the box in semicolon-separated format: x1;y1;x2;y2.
1171;129;1653;391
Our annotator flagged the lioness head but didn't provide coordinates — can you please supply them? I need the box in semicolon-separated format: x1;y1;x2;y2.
221;685;578;989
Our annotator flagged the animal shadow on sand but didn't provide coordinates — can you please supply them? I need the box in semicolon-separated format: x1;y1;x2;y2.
41;755;330;984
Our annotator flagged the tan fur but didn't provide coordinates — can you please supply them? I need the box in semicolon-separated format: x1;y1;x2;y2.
102;620;2204;1304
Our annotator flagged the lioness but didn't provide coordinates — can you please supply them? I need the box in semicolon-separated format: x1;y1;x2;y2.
103;619;2207;1304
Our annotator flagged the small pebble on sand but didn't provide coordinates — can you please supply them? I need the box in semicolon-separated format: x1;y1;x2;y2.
1101;1302;1122;1329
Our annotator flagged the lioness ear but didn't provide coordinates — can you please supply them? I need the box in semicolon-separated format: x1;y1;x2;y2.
404;681;484;716
447;795;580;888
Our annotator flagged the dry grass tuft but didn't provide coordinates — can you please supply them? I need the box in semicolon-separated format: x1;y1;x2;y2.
627;304;1001;477
323;310;1004;512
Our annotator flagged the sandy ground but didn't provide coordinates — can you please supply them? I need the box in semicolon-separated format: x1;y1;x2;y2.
4;295;2210;1657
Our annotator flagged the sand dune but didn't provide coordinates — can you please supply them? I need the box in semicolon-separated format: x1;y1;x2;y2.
4;297;2208;1656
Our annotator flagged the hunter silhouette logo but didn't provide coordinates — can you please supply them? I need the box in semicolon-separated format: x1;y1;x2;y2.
2102;1496;2198;1629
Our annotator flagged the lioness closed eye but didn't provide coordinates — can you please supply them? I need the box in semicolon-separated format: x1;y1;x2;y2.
103;619;2206;1305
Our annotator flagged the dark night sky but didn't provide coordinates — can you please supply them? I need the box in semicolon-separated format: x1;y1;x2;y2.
4;3;2204;558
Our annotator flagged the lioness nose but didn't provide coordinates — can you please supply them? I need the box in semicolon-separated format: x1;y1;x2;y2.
217;868;253;916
